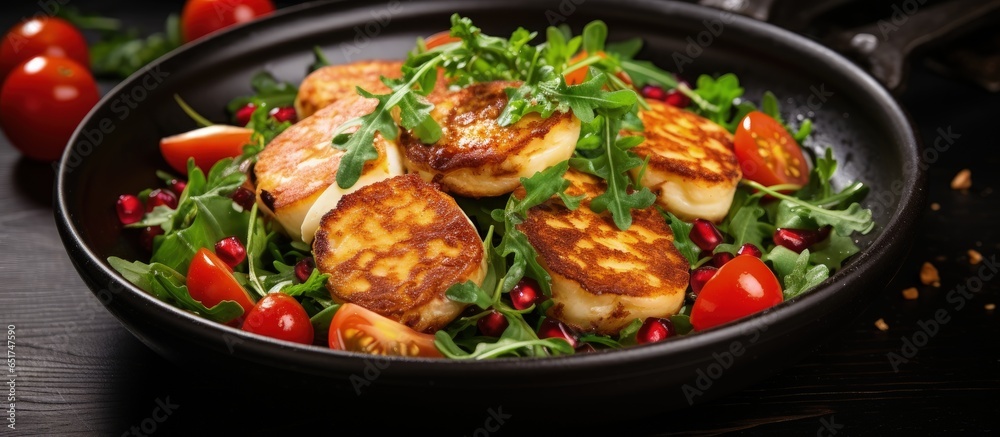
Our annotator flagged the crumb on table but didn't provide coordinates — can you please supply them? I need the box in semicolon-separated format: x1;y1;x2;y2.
951;169;972;190
968;249;983;265
902;287;919;300
920;262;941;287
930;202;940;211
875;318;889;331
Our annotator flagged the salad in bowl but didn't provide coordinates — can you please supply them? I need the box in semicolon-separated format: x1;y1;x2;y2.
107;15;874;360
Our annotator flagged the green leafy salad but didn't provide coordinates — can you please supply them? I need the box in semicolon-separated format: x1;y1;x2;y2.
109;15;874;359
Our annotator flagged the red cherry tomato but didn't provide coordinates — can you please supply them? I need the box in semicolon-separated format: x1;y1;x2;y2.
422;31;460;50
242;293;314;345
0;17;89;84
186;248;256;314
0;56;99;161
690;255;783;331
181;0;275;42
159;125;253;174
329;304;442;357
733;111;810;187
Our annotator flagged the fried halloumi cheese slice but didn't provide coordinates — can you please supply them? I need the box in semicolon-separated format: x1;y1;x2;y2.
518;169;689;335
295;60;403;118
400;81;580;198
313;174;487;333
255;94;403;243
628;99;742;222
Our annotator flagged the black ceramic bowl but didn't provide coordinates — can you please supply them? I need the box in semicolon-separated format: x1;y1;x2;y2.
56;0;923;420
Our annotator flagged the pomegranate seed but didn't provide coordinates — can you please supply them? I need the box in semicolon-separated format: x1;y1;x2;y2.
295;258;314;283
664;89;691;108
712;252;734;268
231;187;256;210
510;278;540;310
235;103;256;126
168;179;187;195
737;243;762;258
689;219;724;252
640;84;666;100
139;226;163;252
477;311;509;337
690;266;718;295
116;194;144;225
214;236;247;268
270;106;297;123
575;343;598;354
636;317;675;344
538;318;577;348
773;226;832;253
146;189;178;212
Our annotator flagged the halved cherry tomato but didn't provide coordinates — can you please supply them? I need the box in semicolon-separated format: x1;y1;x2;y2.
181;0;275;43
0;56;99;161
329;304;442;357
186;248;256;314
242;293;314;345
0;17;89;84
733;111;810;187
159;125;253;174
690;255;783;331
423;30;460;50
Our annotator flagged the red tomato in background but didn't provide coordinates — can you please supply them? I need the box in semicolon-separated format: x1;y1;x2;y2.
181;0;276;42
690;255;783;331
0;17;89;85
329;304;442;357
186;248;256;313
0;56;99;161
733;111;810;187
242;293;314;345
159;125;253;174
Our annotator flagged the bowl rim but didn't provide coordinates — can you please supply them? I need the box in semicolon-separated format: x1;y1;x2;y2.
55;0;925;375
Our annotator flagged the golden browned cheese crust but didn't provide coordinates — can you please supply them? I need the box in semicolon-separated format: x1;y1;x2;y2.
518;170;689;333
295;60;403;118
629;99;741;185
400;80;575;175
313;175;486;332
254;93;392;212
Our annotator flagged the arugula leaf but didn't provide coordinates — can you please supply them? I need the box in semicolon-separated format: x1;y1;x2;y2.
309;304;341;344
726;199;773;249
332;57;442;188
692;73;744;129
226;71;299;115
746;181;874;236
765;246;829;299
108;258;244;323
617;318;643;346
61;7;182;79
282;268;331;297
660;210;701;267
570;114;655;230
670;314;694;335
809;233;861;271
446;281;494;310
309;46;332;73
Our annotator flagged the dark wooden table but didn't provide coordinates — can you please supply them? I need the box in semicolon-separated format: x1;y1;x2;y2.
1;1;998;435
